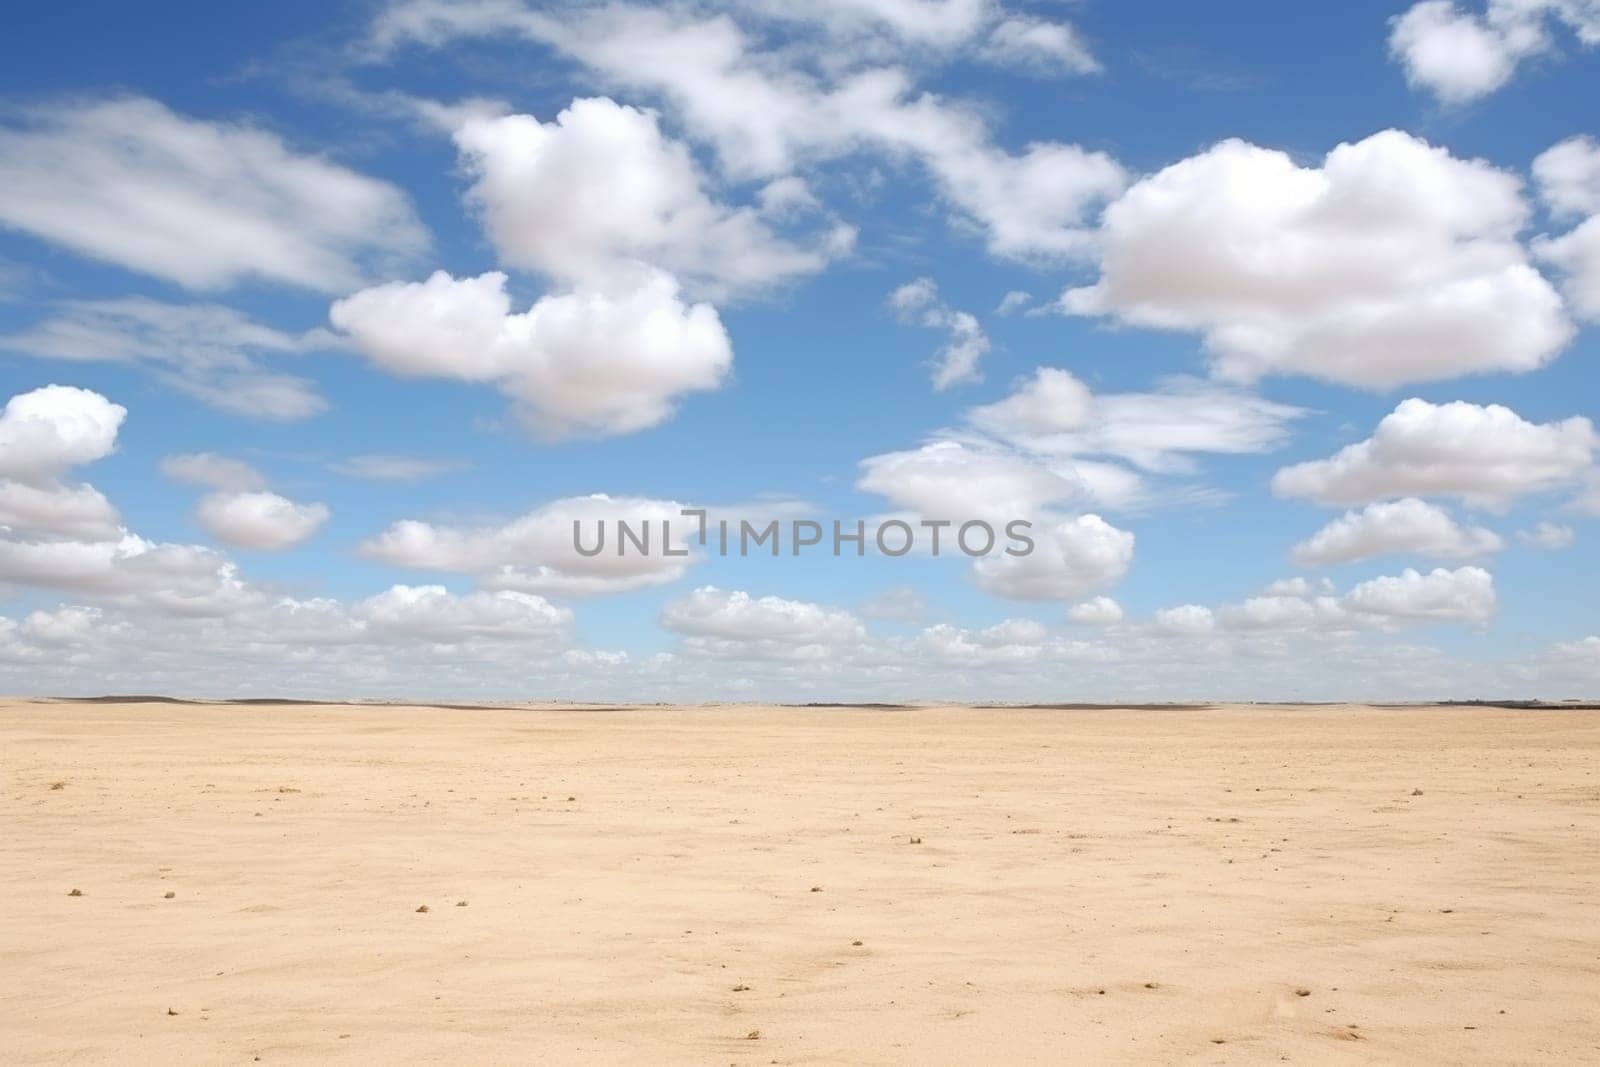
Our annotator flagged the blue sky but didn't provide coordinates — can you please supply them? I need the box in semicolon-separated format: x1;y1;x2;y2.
1;0;1597;700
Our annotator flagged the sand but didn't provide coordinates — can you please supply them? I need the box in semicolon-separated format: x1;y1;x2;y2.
2;699;1598;1064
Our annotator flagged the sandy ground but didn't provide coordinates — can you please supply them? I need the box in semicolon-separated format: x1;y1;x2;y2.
2;700;1598;1065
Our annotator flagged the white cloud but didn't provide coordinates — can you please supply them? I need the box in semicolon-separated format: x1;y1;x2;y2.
1183;567;1499;637
1518;521;1576;548
1069;595;1123;625
1534;135;1600;219
360;494;694;596
0;481;121;542
1219;595;1347;633
0;385;126;484
1062;130;1572;388
370;2;1125;261
978;16;1100;75
1262;576;1336;598
1534;216;1600;320
454;98;848;299
160;453;266;492
968;368;1304;473
330;455;464;481
0;533;255;617
19;604;114;646
1291;498;1504;566
0;97;426;291
1153;604;1215;636
195;491;330;551
1533;137;1600;320
972;515;1134;601
660;585;865;646
994;290;1032;315
915;618;1056;666
331;269;733;439
887;277;991;389
2;300;330;421
1388;0;1600;104
357;584;570;641
1273;398;1596;509
741;0;994;49
0;386;127;543
1342;566;1496;624
858;438;1082;525
1549;634;1600;670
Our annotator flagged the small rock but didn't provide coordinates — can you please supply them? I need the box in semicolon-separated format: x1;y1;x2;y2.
68;888;83;897
164;891;176;899
416;904;430;913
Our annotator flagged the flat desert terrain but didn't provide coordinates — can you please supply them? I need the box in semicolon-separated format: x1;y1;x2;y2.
2;700;1598;1064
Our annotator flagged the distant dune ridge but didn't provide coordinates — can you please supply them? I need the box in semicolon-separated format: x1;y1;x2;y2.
3;698;1598;1063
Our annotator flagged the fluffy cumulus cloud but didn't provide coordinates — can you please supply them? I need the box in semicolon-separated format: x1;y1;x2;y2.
1069;595;1124;625
1291;498;1504;566
0;533;255;617
369;0;1124;261
454;98;849;298
1533;136;1600;321
360;494;695;596
1062;130;1572;389
0;386;127;543
1273;399;1597;509
1203;566;1498;634
858;439;1083;525
0;97;426;291
972;515;1134;601
911;618;1104;668
0;385;589;689
0;481;121;543
1342;566;1496;624
1219;595;1347;633
1534;135;1600;219
1388;0;1600;104
356;584;570;641
195;491;330;552
331;269;732;439
1536;216;1600;320
660;586;865;646
2;299;331;421
0;385;125;484
856;365;1302;538
968;369;1303;473
887;278;991;389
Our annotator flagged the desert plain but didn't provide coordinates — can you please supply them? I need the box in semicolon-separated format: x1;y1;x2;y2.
2;698;1598;1064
